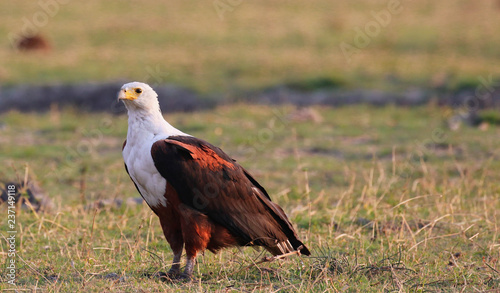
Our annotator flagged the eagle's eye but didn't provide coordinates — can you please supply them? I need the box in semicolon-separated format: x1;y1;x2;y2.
135;88;142;94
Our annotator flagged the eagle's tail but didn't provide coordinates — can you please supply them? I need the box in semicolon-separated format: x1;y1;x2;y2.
265;238;311;256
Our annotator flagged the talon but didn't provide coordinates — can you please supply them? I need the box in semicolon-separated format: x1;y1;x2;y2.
167;269;180;278
177;273;192;281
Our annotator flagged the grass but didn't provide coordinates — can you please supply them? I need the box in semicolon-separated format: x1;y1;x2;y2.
1;0;500;92
1;104;499;291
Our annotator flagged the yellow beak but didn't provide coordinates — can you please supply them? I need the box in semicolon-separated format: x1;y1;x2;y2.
118;89;137;101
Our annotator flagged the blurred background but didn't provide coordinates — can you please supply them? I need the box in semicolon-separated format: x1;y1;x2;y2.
2;0;500;101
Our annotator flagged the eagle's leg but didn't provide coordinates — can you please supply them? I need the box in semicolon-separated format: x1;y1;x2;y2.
167;250;182;277
177;204;212;280
158;206;184;278
179;255;196;279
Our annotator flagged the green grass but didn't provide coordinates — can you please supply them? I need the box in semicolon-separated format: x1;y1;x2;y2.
1;105;499;291
1;0;500;92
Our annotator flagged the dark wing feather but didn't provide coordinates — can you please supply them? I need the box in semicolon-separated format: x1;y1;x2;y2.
151;136;310;255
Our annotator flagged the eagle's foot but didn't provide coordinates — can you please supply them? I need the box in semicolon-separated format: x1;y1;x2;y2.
151;271;189;283
175;272;192;282
177;257;195;281
166;268;180;278
150;268;192;282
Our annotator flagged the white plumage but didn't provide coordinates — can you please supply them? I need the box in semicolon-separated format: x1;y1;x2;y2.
119;82;188;208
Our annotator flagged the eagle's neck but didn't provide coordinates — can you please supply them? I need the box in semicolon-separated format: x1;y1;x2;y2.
126;108;186;143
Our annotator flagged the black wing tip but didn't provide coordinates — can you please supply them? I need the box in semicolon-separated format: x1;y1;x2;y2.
299;245;311;256
291;239;311;256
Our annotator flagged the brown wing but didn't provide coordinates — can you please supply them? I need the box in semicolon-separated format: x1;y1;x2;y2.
150;135;310;255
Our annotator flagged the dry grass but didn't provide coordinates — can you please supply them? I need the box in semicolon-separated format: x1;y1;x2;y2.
0;104;499;291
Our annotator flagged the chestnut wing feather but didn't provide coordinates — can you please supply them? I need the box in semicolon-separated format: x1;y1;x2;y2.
151;135;309;254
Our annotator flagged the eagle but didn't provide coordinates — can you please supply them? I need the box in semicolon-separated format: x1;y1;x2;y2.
119;82;310;280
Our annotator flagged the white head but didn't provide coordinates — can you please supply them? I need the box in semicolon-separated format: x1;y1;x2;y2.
118;82;160;113
118;82;188;137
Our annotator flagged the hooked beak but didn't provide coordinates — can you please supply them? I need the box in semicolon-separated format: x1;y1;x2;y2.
117;89;137;101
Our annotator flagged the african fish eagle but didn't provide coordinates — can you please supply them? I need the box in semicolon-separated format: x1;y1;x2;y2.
119;82;310;280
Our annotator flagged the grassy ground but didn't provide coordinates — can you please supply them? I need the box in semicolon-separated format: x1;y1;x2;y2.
2;0;500;92
1;105;499;291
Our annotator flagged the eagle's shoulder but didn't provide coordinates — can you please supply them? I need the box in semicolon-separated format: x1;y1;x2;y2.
151;135;237;171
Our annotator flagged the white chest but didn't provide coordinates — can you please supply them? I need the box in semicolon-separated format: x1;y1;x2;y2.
123;135;168;208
